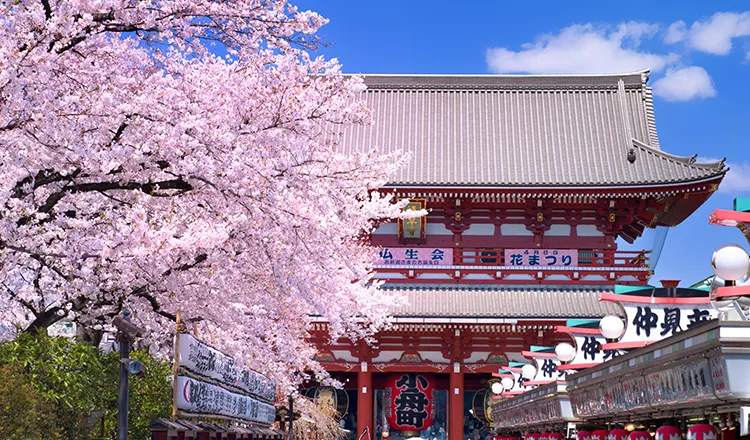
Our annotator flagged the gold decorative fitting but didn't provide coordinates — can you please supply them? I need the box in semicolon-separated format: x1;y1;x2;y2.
454;212;462;222
709;184;719;192
608;213;616;223
664;204;670;213
536;212;544;222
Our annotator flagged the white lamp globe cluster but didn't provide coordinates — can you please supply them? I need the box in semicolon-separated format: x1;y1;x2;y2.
490;381;504;395
501;377;515;391
600;315;625;340
555;342;576;363
521;363;536;380
711;244;750;282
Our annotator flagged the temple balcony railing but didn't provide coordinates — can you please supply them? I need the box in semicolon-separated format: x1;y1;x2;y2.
372;249;651;285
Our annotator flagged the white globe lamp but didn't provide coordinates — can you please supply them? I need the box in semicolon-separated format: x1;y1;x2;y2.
600;315;625;341
500;377;514;391
521;364;536;380
712;244;750;284
555;342;576;363
491;381;504;395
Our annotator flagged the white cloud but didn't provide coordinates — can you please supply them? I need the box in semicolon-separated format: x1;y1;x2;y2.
486;22;678;74
652;66;717;101
720;162;750;194
664;21;687;44
665;11;750;55
698;157;750;194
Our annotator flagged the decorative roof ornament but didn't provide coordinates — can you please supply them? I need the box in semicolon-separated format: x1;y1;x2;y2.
641;70;651;83
627;148;636;164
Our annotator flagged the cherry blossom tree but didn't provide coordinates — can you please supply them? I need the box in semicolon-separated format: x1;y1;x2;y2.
0;0;411;390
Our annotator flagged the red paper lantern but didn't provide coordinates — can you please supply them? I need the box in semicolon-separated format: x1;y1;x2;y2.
577;431;592;440
383;373;436;432
656;426;682;440
526;433;541;440
609;429;629;440
540;433;551;440
549;433;564;440
687;425;718;440
629;431;651;440
592;430;610;440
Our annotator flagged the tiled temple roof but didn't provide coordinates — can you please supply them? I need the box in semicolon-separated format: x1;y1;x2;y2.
384;286;621;318
335;70;726;187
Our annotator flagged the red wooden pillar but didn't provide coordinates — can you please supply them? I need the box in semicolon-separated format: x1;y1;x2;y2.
357;364;373;440
449;362;464;440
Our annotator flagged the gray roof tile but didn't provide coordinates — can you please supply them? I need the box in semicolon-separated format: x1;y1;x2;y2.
384;286;621;318
335;71;726;187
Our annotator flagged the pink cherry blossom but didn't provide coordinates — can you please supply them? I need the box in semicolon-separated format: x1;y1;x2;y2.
0;0;413;392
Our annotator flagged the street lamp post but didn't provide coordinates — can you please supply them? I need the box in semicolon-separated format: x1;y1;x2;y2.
113;310;145;440
118;326;130;440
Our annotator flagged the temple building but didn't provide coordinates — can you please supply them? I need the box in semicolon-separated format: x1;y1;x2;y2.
304;71;727;440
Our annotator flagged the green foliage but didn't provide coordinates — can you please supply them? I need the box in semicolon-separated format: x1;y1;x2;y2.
0;331;172;440
0;364;65;440
108;349;174;440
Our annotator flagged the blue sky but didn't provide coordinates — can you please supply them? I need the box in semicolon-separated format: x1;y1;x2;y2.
296;0;750;286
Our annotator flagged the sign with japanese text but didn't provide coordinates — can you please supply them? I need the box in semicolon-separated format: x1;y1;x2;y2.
177;333;276;403
621;304;718;343
496;369;533;393
532;357;566;382
506;249;578;267
176;376;275;424
570;334;622;365
384;373;436;431
375;247;453;266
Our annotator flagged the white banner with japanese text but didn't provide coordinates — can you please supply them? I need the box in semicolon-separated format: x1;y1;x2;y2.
375;247;453;265
177;333;276;403
621;304;718;343
176;376;275;424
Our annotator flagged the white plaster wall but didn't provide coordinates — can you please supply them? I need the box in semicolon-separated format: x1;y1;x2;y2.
372;223;398;235
372;350;407;363
545;225;571;236
426;223;453;235
332;350;357;362
576;224;603;236
420;351;449;363
463;224;495;236
500;224;533;236
416;273;454;279
464;351;491;363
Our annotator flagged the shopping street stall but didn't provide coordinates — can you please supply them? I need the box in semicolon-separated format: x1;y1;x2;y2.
491;381;577;433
